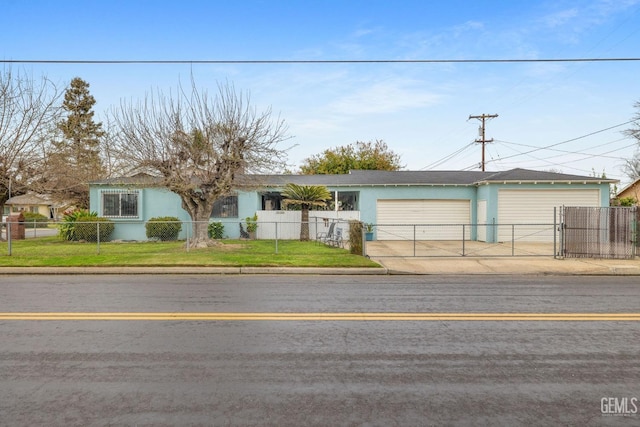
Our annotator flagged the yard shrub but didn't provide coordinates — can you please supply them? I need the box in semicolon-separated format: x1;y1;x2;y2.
75;216;115;242
208;221;224;239
59;210;114;242
349;220;363;255
145;216;182;241
23;212;49;228
59;209;91;241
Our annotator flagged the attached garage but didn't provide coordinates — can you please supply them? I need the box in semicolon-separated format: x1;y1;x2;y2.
376;199;471;240
496;189;600;242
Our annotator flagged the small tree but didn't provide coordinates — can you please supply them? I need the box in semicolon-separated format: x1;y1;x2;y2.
300;140;403;174
281;183;331;241
111;80;289;248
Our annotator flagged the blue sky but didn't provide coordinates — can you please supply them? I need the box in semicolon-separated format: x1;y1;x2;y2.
2;0;640;184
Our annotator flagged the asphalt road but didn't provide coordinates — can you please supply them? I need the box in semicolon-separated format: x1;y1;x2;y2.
0;274;639;426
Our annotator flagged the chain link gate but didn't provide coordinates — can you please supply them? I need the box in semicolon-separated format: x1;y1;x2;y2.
560;206;638;259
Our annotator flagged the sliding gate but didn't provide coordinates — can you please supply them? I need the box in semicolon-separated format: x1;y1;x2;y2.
561;206;638;259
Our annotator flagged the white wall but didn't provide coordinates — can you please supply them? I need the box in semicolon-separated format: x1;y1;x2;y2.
256;210;360;240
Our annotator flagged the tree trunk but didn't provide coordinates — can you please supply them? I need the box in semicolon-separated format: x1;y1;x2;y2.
181;197;214;248
300;206;310;241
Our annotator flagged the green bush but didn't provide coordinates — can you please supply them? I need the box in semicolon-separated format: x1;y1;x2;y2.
349;220;363;255
145;216;182;241
59;210;93;241
245;214;258;233
208;221;224;239
74;216;115;242
22;212;49;228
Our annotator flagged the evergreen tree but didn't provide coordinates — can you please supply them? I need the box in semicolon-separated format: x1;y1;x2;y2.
48;77;105;208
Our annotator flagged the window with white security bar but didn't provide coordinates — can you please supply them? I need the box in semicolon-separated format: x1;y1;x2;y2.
102;190;139;218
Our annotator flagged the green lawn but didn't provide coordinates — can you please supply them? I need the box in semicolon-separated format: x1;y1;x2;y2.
0;236;381;268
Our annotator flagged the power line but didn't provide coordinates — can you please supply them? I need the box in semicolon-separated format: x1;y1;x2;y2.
482;120;636;164
421;142;475;170
2;58;640;65
455;120;637;172
495;137;631;160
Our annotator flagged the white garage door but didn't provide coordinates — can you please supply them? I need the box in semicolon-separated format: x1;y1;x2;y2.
376;199;471;240
497;189;600;242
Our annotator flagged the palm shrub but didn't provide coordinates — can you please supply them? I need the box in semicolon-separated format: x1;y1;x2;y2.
281;183;331;241
349;220;363;255
145;216;182;241
208;221;224;239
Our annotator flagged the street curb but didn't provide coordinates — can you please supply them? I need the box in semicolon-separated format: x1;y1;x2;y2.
0;266;389;275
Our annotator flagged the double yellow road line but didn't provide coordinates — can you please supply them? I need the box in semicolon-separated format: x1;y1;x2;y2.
1;312;640;321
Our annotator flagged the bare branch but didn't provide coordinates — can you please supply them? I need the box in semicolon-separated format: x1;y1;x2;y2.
111;80;291;247
0;68;62;205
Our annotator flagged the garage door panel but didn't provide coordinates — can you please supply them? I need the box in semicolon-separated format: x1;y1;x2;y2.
377;199;471;240
497;189;599;242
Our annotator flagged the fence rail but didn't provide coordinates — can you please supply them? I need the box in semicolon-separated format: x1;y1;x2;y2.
0;219;356;256
364;223;558;258
2;214;636;259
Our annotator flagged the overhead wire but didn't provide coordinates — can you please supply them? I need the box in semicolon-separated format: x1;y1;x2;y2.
2;58;640;65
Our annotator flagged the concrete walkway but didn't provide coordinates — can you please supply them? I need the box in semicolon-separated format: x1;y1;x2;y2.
370;255;640;275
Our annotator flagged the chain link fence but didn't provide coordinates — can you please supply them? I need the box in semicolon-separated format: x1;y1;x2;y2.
363;223;558;258
4;215;638;259
0;219;356;257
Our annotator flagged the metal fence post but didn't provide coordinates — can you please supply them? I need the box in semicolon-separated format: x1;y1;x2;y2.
275;221;278;254
413;225;416;257
186;221;190;252
97;222;100;255
7;222;11;256
553;207;557;259
511;224;515;256
462;224;466;256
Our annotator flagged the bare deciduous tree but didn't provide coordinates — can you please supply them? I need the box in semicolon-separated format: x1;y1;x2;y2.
0;69;62;212
624;102;640;181
112;81;290;247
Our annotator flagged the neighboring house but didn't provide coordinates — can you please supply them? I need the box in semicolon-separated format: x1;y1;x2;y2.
3;193;71;221
616;178;640;204
89;168;616;243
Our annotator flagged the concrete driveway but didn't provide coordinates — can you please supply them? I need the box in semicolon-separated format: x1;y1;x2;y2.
364;240;640;275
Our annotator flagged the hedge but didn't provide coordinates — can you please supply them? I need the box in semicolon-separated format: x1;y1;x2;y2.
145;216;182;241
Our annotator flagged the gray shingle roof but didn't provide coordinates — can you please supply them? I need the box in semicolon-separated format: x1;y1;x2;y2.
478;168;617;183
91;168;618;187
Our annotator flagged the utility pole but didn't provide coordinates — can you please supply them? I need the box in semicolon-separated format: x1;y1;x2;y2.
469;113;498;171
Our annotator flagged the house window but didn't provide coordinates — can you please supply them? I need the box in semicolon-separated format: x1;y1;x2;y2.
211;194;238;218
330;191;359;210
261;192;282;210
102;191;139;218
